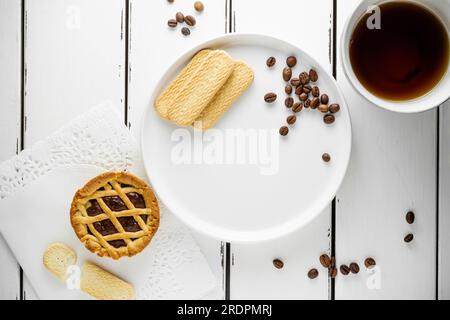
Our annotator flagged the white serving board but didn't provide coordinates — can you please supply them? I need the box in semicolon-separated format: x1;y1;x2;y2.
142;34;352;243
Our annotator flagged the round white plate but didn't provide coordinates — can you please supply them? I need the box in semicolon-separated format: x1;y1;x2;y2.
142;34;352;242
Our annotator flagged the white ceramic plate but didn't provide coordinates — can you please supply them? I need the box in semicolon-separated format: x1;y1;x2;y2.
142;34;352;242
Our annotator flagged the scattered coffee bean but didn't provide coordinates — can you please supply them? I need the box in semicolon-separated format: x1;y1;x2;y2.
322;153;331;162
329;267;338;279
273;259;284;269
300;72;310;85
305;99;312;109
283;67;292;82
194;1;204;12
285;97;294;108
279;126;289;136
318;104;329;113
320;94;329;104
290;78;301;87
267;56;276;67
167;0;174;3
295;86;303;96
312;86;320;97
176;12;185;23
310;97;320;109
285;85;293;95
308;268;319;279
324;114;335;125
329;104;340;114
168;19;178;28
287;115;297;125
320;254;331;268
292;102;303;113
340;264;351;276
181;27;191;36
299;93;308;101
309;69;319;82
349;262;360;274
406;211;415;224
364;257;376;269
286;56;297;68
185;15;196;26
264;92;277;103
404;233;414;243
303;85;312;94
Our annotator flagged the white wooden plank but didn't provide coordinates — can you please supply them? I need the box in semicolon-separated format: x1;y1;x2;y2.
230;0;333;299
127;0;229;299
0;0;22;300
336;0;437;300
439;100;450;300
23;0;126;299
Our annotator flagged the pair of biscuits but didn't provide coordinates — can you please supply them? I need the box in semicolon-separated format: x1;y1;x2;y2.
155;49;254;130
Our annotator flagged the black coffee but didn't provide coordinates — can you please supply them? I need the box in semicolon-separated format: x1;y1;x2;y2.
350;1;449;101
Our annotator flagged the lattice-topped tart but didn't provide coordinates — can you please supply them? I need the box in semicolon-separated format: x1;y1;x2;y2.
70;172;160;260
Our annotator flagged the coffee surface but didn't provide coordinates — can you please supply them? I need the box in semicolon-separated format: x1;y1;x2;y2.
350;1;449;101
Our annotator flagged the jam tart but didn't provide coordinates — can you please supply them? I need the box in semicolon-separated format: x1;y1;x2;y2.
70;172;160;260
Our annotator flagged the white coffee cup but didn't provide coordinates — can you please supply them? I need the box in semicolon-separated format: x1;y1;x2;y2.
341;0;450;113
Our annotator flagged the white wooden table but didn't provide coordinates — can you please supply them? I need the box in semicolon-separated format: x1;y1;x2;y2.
0;0;449;300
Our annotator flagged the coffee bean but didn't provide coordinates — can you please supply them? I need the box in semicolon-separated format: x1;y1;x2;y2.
267;56;276;67
285;97;294;108
286;56;297;67
168;19;178;28
308;268;319;280
324;114;335;125
329;267;338;279
349;262;360;274
329;104;340;114
290;78;301;87
406;211;415;224
364;257;376;269
264;92;277;103
318;104;329;113
303;85;312;94
185;15;196;26
330;256;336;268
283;67;292;82
167;0;174;3
279;126;289;136
320;94;329;104
322;153;331;162
299;93;308;101
305;99;312;108
310;97;320;109
194;1;204;12
300;72;310;85
181;27;191;36
176;12;185;23
340;264;351;276
285;85;292;95
287;115;297;125
312;86;320;97
273;259;284;269
295;86;303;96
309;69;319;82
404;233;414;243
320;254;331;268
292;102;303;113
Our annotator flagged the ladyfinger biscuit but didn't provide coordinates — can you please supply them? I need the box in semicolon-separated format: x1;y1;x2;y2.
155;49;212;119
168;50;235;126
80;262;135;300
196;61;254;130
43;242;77;282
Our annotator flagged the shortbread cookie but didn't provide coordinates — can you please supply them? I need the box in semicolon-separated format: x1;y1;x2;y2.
195;61;254;130
43;243;77;281
166;50;235;126
80;262;134;300
155;49;211;119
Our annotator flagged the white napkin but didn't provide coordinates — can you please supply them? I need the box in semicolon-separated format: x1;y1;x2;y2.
0;103;216;300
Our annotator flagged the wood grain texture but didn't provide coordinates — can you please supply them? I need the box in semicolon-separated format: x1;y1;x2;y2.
0;0;22;300
439;101;450;300
22;0;126;298
127;0;229;299
230;0;333;299
335;0;437;299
